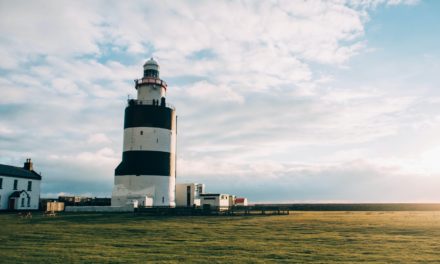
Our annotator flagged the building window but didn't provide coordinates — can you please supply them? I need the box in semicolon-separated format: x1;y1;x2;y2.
140;131;143;135
0;178;2;189
27;198;31;207
27;181;32;191
13;180;18;190
21;198;25;207
162;196;164;203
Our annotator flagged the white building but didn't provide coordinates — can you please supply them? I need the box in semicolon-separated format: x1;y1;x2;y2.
229;195;236;207
200;193;230;211
112;59;177;207
175;183;205;207
0;159;42;210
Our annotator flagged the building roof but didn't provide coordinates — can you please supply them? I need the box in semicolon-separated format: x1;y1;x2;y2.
9;190;29;198
143;58;159;71
0;164;42;180
144;57;158;66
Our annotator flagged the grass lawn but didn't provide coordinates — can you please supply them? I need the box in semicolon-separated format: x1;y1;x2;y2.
1;211;440;263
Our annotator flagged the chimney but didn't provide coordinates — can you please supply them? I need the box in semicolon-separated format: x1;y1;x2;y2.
24;158;33;171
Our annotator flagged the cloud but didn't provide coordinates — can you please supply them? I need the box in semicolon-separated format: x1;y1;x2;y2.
177;81;245;104
87;133;113;145
2;0;437;202
0;1;104;69
179;156;440;203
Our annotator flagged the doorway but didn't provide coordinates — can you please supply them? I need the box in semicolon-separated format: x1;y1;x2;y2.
8;198;16;210
186;186;191;207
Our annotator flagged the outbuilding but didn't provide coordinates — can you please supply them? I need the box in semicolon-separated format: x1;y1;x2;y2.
200;193;230;211
175;183;205;207
235;197;248;206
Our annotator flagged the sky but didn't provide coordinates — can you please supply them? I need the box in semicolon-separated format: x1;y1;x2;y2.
1;0;439;202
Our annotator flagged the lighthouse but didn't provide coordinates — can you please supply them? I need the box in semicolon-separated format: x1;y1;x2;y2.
112;58;177;207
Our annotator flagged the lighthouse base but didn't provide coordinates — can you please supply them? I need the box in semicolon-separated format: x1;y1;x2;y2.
111;175;176;207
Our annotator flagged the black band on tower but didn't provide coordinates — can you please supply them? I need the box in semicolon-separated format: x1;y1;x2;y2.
115;151;172;176
124;105;174;130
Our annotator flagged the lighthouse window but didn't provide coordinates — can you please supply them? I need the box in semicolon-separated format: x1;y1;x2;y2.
140;131;143;135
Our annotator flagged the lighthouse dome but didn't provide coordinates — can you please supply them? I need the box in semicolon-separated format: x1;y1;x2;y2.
143;58;159;70
143;58;159;77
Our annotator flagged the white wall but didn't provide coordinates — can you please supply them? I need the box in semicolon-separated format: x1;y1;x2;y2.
176;183;195;207
229;195;236;207
123;127;176;153
176;183;205;207
175;183;189;207
0;176;41;210
112;175;175;207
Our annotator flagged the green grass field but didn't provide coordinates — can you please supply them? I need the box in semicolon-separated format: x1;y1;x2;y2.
1;211;440;263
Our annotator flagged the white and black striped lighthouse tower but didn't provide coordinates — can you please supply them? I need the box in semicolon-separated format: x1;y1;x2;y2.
112;58;176;207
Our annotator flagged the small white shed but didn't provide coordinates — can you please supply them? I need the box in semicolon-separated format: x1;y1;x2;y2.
200;193;230;211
